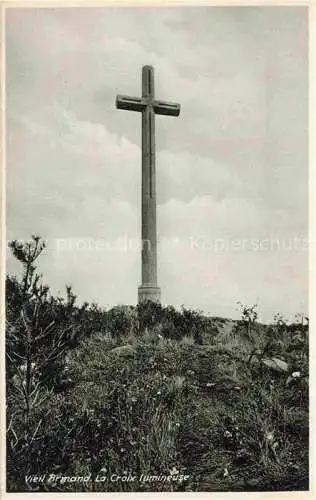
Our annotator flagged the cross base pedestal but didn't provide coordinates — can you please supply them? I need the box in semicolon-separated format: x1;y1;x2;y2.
138;284;161;304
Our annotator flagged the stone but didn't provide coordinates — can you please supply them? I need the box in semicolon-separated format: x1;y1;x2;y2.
110;345;136;358
262;357;289;372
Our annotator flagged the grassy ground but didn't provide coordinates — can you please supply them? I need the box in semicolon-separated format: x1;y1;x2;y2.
6;238;309;492
7;313;307;492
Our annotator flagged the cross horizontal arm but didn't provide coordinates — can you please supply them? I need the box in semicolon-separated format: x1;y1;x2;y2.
153;100;180;117
116;95;147;113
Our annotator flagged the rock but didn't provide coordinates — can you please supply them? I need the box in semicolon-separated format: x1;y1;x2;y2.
110;345;136;357
262;357;289;372
245;478;260;488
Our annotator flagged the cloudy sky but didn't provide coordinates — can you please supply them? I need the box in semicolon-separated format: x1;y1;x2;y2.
5;6;308;322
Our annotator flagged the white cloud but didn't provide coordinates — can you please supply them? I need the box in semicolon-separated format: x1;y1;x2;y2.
5;7;308;322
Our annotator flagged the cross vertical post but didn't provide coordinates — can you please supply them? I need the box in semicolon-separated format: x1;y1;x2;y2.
116;65;180;303
140;66;159;302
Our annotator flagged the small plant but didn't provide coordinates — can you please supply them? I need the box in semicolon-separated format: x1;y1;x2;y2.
237;302;258;341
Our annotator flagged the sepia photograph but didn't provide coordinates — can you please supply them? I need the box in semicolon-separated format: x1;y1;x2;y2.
4;4;309;493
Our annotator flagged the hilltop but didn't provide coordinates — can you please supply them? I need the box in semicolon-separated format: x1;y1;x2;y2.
5;237;309;492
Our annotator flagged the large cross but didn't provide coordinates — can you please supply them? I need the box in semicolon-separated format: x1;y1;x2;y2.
116;65;180;303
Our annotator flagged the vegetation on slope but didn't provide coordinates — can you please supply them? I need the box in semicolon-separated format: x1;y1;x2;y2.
6;236;309;492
